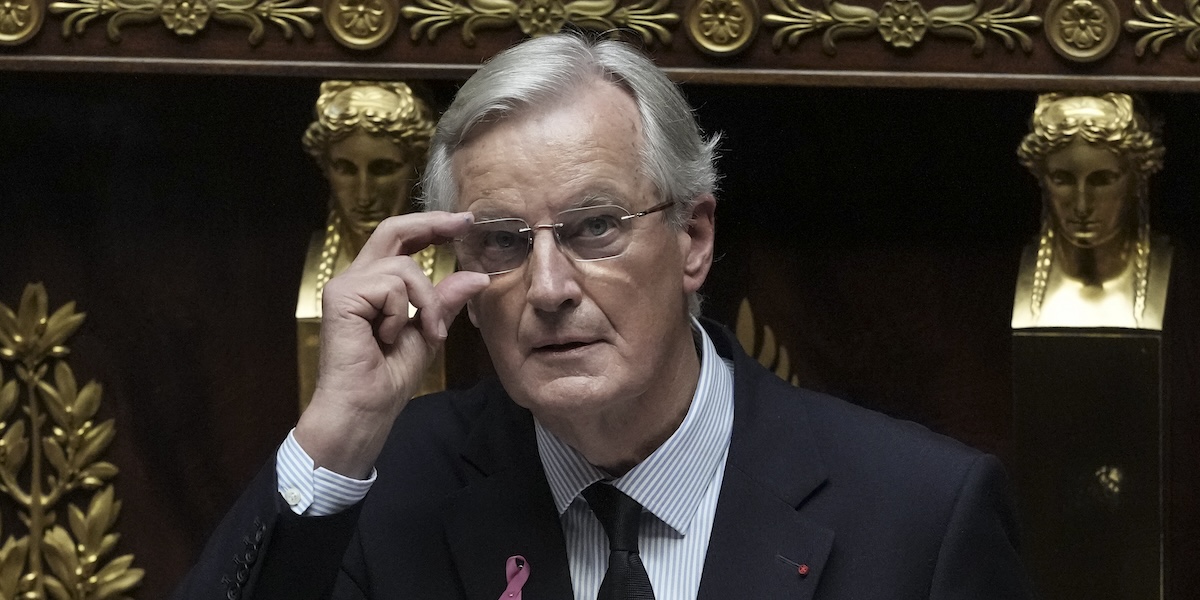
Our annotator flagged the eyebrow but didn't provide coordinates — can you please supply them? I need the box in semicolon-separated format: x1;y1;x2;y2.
470;192;628;220
569;192;624;210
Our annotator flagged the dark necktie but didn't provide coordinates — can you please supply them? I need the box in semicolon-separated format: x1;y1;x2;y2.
581;482;656;600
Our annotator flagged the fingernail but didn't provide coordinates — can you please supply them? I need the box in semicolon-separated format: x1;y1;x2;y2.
437;320;448;339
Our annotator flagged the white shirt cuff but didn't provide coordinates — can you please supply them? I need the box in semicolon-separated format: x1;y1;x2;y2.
277;429;376;516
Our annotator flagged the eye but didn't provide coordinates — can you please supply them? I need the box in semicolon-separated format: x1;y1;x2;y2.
1047;170;1074;186
368;159;403;177
580;215;619;237
1087;170;1122;186
483;230;520;249
331;159;357;176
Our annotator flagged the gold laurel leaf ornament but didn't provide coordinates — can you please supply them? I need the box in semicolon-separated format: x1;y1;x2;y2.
734;298;799;386
0;284;143;600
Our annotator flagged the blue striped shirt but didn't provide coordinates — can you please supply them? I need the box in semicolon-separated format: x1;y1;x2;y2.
277;320;735;600
536;321;735;600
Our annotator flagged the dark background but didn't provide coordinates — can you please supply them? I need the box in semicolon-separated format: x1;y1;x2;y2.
0;73;1197;598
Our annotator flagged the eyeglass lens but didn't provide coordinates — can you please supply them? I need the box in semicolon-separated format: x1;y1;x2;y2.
455;204;658;275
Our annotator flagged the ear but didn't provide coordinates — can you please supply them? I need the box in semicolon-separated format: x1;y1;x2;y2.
679;193;716;295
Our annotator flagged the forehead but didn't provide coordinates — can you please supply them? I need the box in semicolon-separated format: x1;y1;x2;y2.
450;81;649;217
1045;138;1123;171
328;129;406;161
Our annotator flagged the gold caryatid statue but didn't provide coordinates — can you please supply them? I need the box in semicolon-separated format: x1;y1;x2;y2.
296;81;454;410
1012;93;1171;330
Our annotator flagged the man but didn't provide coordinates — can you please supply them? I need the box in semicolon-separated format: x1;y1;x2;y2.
175;33;1033;599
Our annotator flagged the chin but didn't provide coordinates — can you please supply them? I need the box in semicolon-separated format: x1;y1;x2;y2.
349;221;382;234
509;372;628;416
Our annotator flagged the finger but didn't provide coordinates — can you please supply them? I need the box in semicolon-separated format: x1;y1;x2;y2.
401;269;444;340
368;260;440;345
374;280;414;345
324;256;432;344
431;271;491;329
353;211;475;264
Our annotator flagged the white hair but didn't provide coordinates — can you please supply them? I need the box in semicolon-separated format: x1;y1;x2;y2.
420;32;720;227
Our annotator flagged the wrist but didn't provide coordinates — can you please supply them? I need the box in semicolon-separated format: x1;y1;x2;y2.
295;396;398;479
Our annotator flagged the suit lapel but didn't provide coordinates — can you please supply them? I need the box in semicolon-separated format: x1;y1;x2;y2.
443;387;574;600
698;467;834;599
442;324;836;600
697;322;835;600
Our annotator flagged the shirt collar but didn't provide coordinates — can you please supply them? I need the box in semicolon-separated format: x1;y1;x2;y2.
535;317;735;535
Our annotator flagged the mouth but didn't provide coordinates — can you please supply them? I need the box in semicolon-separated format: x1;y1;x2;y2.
353;211;389;223
532;340;597;354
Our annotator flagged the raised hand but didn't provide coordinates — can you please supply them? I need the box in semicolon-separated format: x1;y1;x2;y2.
294;211;491;478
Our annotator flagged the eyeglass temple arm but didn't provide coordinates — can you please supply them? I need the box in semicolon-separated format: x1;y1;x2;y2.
623;200;674;220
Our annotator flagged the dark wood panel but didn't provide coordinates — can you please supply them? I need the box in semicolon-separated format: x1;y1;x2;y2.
0;73;1196;598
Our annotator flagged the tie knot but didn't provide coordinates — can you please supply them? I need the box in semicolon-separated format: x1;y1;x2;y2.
581;482;643;552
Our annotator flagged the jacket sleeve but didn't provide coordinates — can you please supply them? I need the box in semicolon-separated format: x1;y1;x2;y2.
170;457;366;600
928;454;1037;599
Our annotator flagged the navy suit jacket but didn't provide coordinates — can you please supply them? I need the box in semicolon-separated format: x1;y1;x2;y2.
174;320;1034;599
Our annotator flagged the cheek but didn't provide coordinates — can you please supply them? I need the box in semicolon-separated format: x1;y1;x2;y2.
1044;185;1071;206
329;180;357;207
1094;191;1130;223
473;286;523;337
376;175;407;196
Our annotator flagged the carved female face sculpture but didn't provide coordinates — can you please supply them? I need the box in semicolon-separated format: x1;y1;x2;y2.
326;129;417;236
303;81;436;244
1018;93;1163;255
1041;137;1135;250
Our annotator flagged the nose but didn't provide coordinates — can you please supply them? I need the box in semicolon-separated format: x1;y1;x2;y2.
356;172;372;207
1072;181;1093;218
525;228;583;313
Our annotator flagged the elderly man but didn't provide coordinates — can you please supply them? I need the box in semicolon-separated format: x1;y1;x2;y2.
175;33;1033;600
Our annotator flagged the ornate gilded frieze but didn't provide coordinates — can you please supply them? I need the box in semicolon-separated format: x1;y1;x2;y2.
686;0;759;56
762;0;1042;55
400;0;679;46
1126;0;1200;59
0;284;143;600
1045;0;1119;62
47;0;319;44
0;0;44;45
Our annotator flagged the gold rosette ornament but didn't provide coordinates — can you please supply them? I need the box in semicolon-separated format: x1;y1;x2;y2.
685;0;760;56
1045;0;1119;62
0;0;44;45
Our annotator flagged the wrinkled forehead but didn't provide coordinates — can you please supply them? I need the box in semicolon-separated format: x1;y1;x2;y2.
450;82;650;216
458;76;640;146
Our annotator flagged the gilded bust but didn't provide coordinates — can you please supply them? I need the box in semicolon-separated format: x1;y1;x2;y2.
1012;93;1171;330
296;81;454;409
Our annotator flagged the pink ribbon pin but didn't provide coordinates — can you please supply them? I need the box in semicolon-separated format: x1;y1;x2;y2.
498;555;529;600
